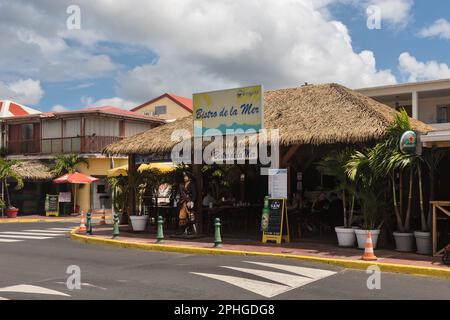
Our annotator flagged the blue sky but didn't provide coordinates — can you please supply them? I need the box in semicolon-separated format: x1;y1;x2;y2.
0;0;449;112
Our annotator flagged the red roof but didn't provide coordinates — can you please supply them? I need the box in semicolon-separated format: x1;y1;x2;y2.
5;106;165;124
131;93;193;113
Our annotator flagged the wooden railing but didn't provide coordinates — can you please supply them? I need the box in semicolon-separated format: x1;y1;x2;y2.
8;136;122;155
431;201;450;256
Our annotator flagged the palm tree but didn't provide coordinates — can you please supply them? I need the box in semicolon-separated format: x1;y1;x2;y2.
0;158;24;209
51;154;88;176
370;109;422;233
317;149;356;228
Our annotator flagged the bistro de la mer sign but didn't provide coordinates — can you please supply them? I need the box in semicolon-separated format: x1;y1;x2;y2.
193;85;263;136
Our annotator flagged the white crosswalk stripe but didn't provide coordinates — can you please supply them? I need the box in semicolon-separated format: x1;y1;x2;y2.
0;227;72;244
0;232;65;237
192;261;337;298
24;229;69;233
0;234;52;240
0;239;22;243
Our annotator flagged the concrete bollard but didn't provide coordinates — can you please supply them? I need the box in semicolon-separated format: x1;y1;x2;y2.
156;216;164;244
86;211;93;235
112;211;120;239
214;218;222;248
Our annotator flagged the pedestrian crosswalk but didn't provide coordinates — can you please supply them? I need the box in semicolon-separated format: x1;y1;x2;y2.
192;261;337;298
0;227;74;244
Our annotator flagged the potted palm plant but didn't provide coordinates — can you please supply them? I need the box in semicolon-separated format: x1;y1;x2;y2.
317;149;357;247
371;110;420;252
130;167;165;232
346;150;384;249
0;158;24;218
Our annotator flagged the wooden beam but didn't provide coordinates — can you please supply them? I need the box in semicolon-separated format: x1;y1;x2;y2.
281;145;300;167
192;164;203;235
128;154;137;218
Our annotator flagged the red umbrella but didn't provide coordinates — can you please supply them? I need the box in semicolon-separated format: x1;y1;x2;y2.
53;172;99;213
53;172;99;184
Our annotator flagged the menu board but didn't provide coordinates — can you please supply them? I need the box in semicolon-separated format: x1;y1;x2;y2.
262;198;290;244
59;192;71;203
266;199;283;235
268;169;288;199
46;195;59;214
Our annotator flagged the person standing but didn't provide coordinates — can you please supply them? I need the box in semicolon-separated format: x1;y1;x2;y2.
177;172;197;235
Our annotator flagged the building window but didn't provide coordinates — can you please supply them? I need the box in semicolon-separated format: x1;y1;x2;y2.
437;105;449;123
154;105;167;116
21;124;34;140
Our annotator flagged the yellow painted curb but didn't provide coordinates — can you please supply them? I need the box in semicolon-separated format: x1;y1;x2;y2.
70;228;450;279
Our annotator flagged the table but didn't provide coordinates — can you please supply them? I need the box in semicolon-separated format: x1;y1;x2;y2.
431;201;450;256
204;205;262;237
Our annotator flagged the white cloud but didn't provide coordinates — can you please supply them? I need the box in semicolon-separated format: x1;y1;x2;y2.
1;0;399;105
81;96;137;110
364;0;414;28
51;104;68;112
75;0;397;101
399;52;450;82
419;19;450;39
0;1;121;82
0;79;44;105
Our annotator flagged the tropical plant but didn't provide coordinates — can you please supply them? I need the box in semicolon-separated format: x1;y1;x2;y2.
107;175;128;214
346;149;385;230
0;158;24;209
317;149;356;228
370;109;422;233
51;154;88;175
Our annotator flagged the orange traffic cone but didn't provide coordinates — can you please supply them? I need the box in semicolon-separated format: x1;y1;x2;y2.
79;211;87;233
100;207;107;225
362;231;377;261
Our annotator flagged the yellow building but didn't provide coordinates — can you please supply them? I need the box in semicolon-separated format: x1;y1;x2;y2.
131;93;193;120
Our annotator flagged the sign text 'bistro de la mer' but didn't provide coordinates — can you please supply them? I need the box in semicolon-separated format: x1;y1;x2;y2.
193;85;264;136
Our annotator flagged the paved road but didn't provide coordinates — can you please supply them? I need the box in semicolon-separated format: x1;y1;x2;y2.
0;222;449;300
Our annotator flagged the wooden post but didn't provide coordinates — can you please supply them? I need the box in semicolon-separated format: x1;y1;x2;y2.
193;163;203;235
432;203;437;256
128;154;137;218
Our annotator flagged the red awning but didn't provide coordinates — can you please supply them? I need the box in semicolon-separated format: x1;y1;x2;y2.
53;172;99;184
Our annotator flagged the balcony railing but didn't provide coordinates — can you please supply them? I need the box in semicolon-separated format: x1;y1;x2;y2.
8;136;123;155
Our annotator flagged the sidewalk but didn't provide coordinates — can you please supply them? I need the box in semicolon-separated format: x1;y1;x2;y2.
71;224;450;279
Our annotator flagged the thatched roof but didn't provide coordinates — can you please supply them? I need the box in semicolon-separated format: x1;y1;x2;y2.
12;160;54;181
103;83;433;155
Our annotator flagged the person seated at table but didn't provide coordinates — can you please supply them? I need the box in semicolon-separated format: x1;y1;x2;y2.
202;190;217;207
312;192;329;214
287;191;303;238
328;192;344;227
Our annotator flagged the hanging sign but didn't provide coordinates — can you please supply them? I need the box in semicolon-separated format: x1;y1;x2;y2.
262;198;290;244
193;85;263;137
268;169;288;199
400;131;417;154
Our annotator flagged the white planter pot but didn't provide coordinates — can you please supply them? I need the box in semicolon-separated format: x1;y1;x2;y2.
130;215;148;232
354;229;380;249
393;232;414;252
414;231;432;255
335;227;357;247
